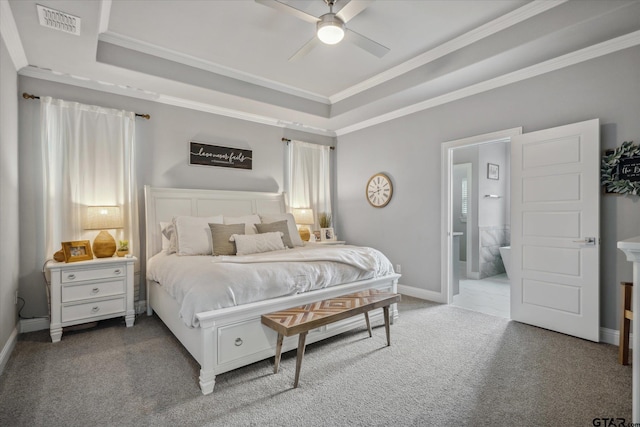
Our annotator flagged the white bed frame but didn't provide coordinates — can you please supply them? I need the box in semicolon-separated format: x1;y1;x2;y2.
144;185;400;394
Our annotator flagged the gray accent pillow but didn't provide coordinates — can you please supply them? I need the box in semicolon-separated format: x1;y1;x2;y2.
256;220;294;248
209;223;245;256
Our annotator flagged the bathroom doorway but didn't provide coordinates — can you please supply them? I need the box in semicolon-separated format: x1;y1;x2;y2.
441;128;521;319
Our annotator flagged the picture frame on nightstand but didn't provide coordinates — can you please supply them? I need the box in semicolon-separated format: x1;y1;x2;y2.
321;227;335;241
61;240;94;262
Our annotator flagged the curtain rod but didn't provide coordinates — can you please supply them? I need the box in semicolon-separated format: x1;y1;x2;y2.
22;93;151;120
281;137;334;150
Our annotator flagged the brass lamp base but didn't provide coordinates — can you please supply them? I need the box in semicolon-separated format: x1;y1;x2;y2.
298;227;311;242
93;230;116;258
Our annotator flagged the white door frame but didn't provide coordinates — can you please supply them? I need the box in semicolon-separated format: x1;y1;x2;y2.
440;127;522;304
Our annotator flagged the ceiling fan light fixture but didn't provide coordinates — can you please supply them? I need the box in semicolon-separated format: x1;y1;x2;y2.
316;14;345;45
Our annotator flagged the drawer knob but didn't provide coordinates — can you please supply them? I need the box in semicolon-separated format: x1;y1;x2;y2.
67;274;76;280
113;269;122;275
91;306;100;313
234;338;243;347
91;288;100;294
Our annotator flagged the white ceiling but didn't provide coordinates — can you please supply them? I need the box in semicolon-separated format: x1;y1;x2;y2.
5;0;640;136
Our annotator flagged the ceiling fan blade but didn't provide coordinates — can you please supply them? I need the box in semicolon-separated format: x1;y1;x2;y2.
345;28;389;58
288;36;320;61
255;0;319;24
336;0;373;23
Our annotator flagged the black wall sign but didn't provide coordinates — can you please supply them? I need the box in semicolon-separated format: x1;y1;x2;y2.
619;156;640;182
189;142;252;170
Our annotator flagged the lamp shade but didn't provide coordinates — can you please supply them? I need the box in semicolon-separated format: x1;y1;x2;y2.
85;206;123;230
292;208;315;225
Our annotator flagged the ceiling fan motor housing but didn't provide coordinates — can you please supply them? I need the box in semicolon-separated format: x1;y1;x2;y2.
316;13;345;44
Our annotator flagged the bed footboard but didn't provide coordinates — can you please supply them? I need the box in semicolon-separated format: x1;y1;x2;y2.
148;275;400;395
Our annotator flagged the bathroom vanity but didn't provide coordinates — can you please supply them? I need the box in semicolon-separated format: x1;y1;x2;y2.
618;236;640;422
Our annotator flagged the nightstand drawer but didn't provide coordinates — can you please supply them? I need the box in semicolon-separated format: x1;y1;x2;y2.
61;280;125;303
61;266;125;283
61;297;125;323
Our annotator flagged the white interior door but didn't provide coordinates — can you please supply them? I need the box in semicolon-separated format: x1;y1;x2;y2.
511;119;600;341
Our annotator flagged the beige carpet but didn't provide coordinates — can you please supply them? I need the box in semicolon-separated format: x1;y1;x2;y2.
0;296;632;426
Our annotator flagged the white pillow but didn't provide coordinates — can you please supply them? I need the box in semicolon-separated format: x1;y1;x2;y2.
173;215;223;255
259;213;303;247
223;214;261;235
231;232;286;256
160;221;174;252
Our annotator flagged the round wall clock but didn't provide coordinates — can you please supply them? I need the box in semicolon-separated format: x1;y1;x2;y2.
366;173;393;208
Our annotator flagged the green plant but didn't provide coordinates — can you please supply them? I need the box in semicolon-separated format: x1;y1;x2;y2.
118;240;129;251
319;212;332;228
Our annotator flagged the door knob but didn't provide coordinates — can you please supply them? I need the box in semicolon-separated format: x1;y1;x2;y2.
573;237;596;245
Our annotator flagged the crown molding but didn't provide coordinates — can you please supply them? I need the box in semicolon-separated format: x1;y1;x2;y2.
0;0;28;70
335;30;640;136
329;0;568;104
98;0;112;34
18;65;336;137
98;31;331;106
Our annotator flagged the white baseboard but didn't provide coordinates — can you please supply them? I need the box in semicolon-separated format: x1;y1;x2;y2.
135;300;147;315
0;327;18;376
600;326;631;348
19;317;49;333
398;284;446;303
396;288;628;347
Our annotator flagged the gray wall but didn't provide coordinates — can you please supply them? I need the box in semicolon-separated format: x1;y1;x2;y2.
0;34;20;364
17;76;334;318
336;46;640;330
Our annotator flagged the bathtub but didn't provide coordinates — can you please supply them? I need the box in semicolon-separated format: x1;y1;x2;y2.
499;246;511;279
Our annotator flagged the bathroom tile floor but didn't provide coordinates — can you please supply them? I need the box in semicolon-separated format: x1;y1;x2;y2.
452;273;510;319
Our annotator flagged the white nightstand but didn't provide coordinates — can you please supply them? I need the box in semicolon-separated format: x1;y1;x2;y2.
46;256;136;343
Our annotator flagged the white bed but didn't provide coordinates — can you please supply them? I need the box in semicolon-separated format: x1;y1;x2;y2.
144;185;401;394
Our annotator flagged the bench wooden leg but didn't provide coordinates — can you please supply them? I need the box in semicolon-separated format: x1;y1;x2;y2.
274;333;284;373
620;282;633;365
383;306;391;346
293;331;308;388
364;312;372;337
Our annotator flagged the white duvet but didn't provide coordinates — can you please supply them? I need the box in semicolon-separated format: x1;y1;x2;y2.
147;244;395;327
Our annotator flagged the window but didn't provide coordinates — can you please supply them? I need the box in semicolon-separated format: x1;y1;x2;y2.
285;140;332;228
460;177;468;222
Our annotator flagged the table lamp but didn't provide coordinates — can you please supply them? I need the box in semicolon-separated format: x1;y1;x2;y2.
292;208;314;241
85;205;123;258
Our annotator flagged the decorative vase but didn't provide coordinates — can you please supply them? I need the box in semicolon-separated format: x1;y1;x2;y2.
298;226;311;241
92;230;116;258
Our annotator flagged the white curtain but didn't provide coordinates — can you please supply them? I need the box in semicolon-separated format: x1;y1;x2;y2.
286;140;332;228
40;96;139;268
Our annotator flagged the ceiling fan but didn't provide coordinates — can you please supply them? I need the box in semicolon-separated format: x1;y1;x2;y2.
255;0;390;61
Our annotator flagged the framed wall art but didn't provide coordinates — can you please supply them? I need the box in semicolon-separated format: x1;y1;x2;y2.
487;163;499;180
189;141;252;170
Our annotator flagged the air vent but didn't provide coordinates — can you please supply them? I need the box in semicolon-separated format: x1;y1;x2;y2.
37;4;81;36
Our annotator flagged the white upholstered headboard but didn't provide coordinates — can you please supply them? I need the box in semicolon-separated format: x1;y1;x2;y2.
144;185;286;261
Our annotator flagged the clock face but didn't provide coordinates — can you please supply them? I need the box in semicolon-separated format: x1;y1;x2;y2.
366;173;393;208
